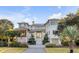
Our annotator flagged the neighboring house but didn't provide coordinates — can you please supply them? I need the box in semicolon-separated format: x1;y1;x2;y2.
15;18;61;46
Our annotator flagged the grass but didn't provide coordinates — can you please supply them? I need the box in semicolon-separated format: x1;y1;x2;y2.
0;47;26;53
45;48;79;53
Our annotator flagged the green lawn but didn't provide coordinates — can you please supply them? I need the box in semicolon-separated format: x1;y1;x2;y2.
0;47;26;53
45;48;79;53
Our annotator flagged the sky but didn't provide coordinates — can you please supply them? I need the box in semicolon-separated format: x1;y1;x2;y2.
0;6;79;28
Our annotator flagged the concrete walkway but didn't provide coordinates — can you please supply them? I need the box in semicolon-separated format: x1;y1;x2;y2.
24;45;45;53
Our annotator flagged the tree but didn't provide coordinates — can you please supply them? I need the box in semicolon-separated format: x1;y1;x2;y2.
64;12;79;28
61;25;79;53
0;19;13;28
71;16;79;29
5;30;20;47
0;19;14;37
58;13;79;33
42;34;49;45
27;34;36;45
0;19;14;47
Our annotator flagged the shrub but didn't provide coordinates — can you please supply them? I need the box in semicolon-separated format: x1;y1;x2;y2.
42;40;49;45
42;34;49;45
28;40;36;45
0;41;4;47
10;41;20;47
10;41;28;48
3;41;8;47
61;40;69;46
27;34;36;45
45;43;57;48
19;43;28;48
0;41;7;47
75;39;79;46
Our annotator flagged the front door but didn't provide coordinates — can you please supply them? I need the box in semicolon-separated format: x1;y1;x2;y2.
36;31;42;45
36;32;42;38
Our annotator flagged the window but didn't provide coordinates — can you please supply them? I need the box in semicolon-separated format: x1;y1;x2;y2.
53;30;59;35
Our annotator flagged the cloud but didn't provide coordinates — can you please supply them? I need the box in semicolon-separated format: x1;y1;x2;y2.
0;12;26;28
0;7;32;28
48;13;65;19
0;11;39;28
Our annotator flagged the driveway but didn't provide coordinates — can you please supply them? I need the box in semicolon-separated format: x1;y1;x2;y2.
24;38;46;53
24;45;46;53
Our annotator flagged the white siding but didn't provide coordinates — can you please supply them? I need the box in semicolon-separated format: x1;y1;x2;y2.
17;19;61;45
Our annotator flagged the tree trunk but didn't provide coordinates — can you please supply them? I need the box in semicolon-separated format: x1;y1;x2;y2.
8;37;10;47
69;40;74;53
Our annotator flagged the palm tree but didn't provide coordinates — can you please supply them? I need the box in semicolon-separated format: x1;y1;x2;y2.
61;25;79;53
